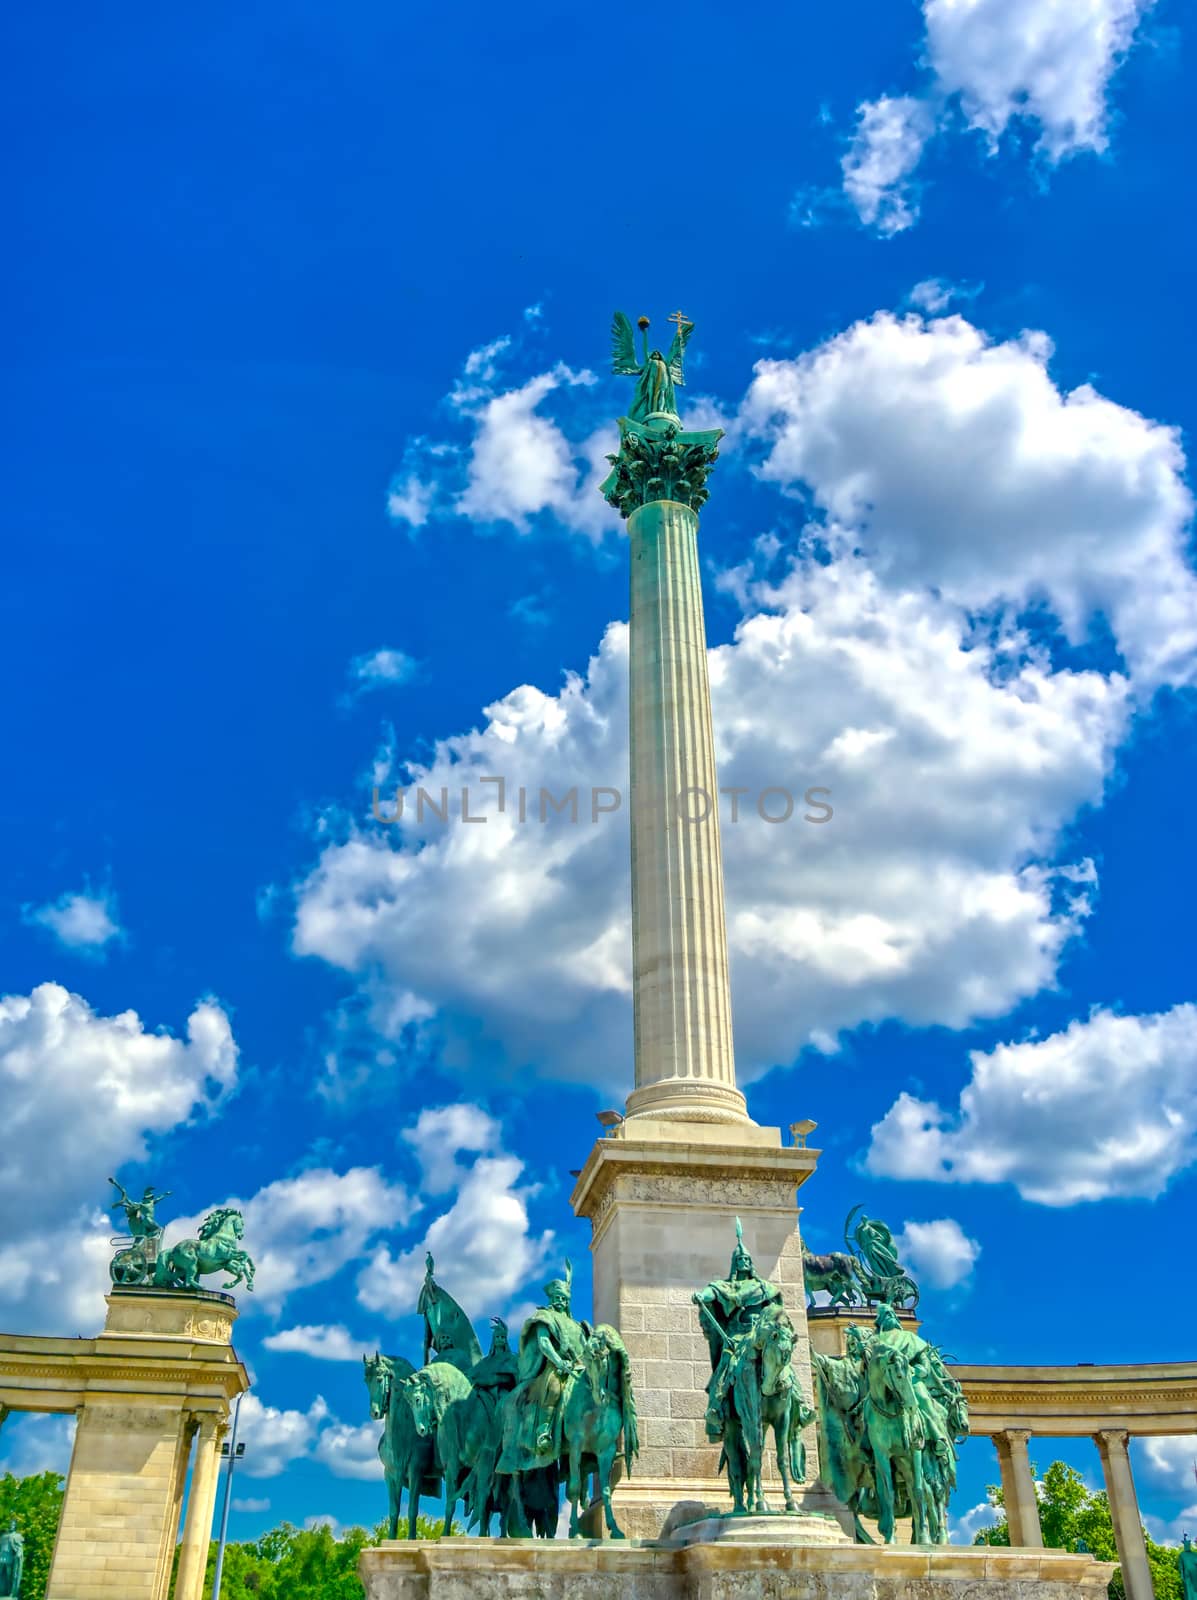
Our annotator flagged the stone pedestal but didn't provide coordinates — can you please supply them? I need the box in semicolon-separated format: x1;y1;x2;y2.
570;1119;845;1539
44;1288;247;1600
806;1306;922;1358
359;1537;1115;1600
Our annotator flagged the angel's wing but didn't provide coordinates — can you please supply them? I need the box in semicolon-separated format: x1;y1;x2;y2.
610;310;641;376
667;318;694;385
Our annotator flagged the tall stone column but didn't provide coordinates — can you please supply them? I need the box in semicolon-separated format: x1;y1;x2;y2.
175;1414;225;1600
1096;1429;1153;1600
993;1428;1042;1547
626;495;746;1125
572;331;843;1539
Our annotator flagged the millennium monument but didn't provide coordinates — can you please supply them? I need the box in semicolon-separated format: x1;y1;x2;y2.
359;317;1132;1600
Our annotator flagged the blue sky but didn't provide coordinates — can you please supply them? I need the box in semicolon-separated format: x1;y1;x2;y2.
3;0;1196;1546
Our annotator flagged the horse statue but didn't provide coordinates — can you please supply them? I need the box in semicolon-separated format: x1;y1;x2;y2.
811;1345;876;1543
154;1207;255;1293
562;1324;639;1539
754;1307;816;1510
363;1352;440;1540
403;1361;514;1537
715;1305;814;1516
813;1308;966;1545
861;1338;928;1544
800;1242;860;1309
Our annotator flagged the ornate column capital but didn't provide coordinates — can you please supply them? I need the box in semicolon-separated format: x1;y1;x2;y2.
997;1427;1034;1446
1095;1427;1132;1454
602;416;723;519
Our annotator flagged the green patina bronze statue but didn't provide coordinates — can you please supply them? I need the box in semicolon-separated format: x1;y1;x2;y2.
107;1179;255;1295
812;1303;968;1544
800;1207;920;1311
845;1206;920;1309
108;1177;172;1285
366;1257;639;1540
498;1262;587;1477
0;1516;24;1599
1181;1533;1197;1600
599;310;723;519
692;1220;815;1515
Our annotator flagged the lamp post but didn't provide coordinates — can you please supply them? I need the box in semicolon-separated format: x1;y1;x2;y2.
211;1393;245;1600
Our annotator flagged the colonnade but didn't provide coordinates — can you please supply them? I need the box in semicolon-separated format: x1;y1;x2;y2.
992;1425;1156;1600
173;1413;227;1600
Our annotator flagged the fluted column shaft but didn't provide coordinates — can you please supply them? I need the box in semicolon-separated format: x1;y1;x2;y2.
174;1414;224;1600
625;497;746;1123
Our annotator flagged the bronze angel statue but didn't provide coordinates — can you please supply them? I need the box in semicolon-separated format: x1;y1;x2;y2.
611;310;694;421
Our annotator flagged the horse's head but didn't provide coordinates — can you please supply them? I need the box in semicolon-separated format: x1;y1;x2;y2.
872;1341;918;1414
401;1373;436;1438
757;1311;796;1397
364;1352;392;1420
583;1324;624;1400
197;1206;244;1243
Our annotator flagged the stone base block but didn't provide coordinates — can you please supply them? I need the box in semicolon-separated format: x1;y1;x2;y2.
592;1480;853;1542
665;1512;852;1547
359;1539;1115;1600
807;1308;921;1360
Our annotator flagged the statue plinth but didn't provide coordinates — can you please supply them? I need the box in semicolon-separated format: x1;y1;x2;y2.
806;1304;921;1359
570;1119;848;1539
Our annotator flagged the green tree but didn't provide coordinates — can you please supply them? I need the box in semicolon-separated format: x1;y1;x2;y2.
0;1470;66;1600
972;1458;1181;1600
177;1512;450;1599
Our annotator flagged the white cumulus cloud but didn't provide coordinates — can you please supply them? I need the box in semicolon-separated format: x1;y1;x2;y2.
236;1393;330;1479
169;1165;416;1315
0;982;237;1332
386;337;618;542
896;1218;981;1290
841;96;935;235
839;0;1154;231
358;1104;553;1319
741;311;1195;689
867;1004;1197;1205
294;552;1126;1088
348;648;417;690
23;889;123;955
261;1323;373;1362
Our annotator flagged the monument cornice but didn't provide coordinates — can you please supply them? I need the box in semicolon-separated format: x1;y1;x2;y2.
570;1129;820;1242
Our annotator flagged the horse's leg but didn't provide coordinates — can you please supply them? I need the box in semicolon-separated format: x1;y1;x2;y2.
775;1412;797;1512
599;1440;624;1539
874;1445;896;1544
566;1441;581;1538
909;1446;928;1545
405;1467;419;1539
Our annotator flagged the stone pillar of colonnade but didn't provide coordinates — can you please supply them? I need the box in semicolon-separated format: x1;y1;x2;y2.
1095;1428;1153;1600
174;1414;227;1600
993;1428;1043;1548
